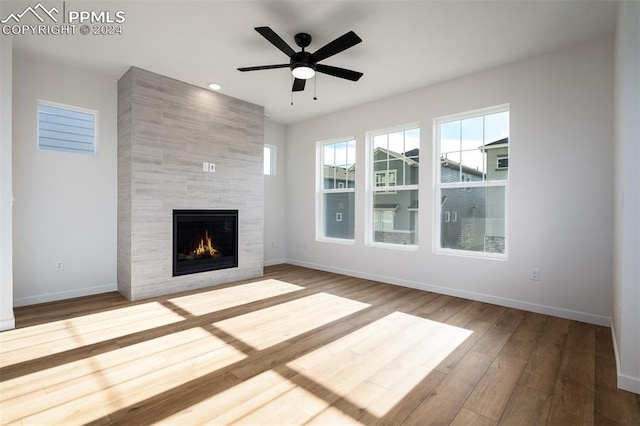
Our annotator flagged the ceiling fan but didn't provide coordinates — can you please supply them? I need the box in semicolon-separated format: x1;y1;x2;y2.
237;26;363;93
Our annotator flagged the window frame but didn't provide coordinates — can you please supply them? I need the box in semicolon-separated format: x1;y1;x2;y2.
433;104;509;259
316;136;357;244
366;123;420;250
37;99;98;156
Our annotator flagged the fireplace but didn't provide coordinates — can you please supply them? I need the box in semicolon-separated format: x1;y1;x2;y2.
173;210;238;276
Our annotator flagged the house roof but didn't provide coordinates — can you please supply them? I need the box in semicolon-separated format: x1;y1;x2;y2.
481;137;509;150
323;165;355;182
373;147;419;166
440;159;484;177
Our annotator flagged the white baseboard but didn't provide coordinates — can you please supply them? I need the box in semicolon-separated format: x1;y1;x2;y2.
0;316;15;331
610;321;640;394
286;259;611;327
264;258;287;267
13;283;117;307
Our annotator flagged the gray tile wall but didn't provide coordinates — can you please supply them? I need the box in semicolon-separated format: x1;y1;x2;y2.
118;67;264;300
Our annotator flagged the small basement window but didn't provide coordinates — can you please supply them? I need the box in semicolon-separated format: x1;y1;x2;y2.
38;101;96;155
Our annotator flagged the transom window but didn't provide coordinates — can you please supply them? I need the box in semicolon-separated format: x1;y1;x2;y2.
435;105;509;257
38;101;96;155
368;125;420;247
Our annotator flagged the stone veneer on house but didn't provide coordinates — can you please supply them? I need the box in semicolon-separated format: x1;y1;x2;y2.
117;67;264;300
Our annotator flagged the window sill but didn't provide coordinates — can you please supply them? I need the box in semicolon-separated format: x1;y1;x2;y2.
318;237;355;245
434;248;508;261
367;242;419;252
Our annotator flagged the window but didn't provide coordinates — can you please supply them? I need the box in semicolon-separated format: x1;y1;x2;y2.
375;170;397;190
435;105;509;257
318;138;356;240
368;126;420;246
264;144;276;175
497;155;509;170
38;101;96;155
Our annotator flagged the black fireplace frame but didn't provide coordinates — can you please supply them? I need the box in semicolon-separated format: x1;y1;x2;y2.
172;209;239;277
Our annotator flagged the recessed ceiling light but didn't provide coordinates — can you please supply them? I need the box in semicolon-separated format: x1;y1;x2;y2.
208;83;221;91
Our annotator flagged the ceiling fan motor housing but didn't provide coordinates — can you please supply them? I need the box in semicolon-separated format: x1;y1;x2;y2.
290;51;316;73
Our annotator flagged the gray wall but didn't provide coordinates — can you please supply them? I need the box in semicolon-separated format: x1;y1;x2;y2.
118;67;264;300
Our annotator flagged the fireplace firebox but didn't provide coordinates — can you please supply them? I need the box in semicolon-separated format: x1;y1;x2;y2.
173;210;238;276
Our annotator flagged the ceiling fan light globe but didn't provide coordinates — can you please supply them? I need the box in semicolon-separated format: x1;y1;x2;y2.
292;66;315;80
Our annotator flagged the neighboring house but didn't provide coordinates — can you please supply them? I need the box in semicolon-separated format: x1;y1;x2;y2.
482;137;508;252
323;164;356;239
322;139;508;250
372;147;419;245
440;159;486;251
440;137;509;253
483;137;509;181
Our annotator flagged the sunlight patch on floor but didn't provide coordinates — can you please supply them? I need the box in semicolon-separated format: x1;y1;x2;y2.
214;293;371;350
287;311;473;417
168;279;305;316
158;370;364;425
0;301;184;367
1;328;246;425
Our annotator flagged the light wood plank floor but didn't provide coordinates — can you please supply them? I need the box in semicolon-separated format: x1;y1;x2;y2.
1;265;639;425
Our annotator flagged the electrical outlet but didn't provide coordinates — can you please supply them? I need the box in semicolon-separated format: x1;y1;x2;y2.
304;241;309;250
530;268;540;281
202;161;209;172
209;163;216;173
55;260;64;271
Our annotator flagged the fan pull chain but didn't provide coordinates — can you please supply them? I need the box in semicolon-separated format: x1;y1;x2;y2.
291;75;294;106
313;76;317;101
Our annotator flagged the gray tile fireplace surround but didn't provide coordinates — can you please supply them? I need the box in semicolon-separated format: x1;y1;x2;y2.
117;67;264;300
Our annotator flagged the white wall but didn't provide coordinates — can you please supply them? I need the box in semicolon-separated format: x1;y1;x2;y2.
285;37;614;325
12;52;117;306
0;32;15;330
613;0;640;394
264;121;287;265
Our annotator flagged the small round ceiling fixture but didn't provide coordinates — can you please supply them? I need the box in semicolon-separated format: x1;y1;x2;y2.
291;65;315;80
208;83;222;91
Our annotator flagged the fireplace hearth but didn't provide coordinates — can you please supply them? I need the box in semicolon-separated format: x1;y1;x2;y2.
173;210;238;276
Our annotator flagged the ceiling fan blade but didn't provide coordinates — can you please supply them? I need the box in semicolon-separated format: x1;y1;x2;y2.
255;26;296;57
316;64;363;81
292;78;306;92
237;64;290;72
312;31;362;62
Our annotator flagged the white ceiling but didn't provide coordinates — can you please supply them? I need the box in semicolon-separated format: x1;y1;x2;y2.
9;0;618;124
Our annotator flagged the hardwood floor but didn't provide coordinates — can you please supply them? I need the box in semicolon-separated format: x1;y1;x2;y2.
1;264;639;425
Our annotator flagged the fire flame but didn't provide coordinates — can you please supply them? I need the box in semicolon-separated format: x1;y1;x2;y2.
194;230;218;256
